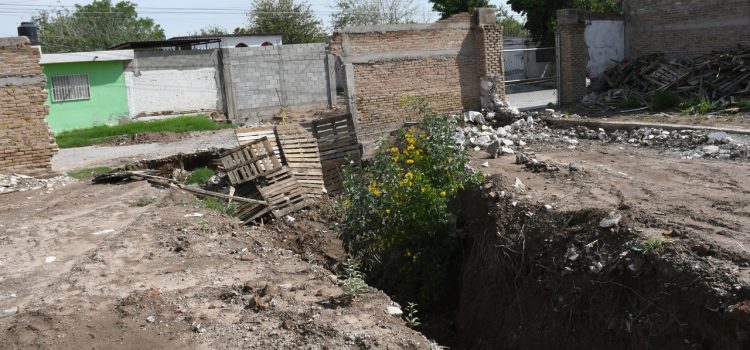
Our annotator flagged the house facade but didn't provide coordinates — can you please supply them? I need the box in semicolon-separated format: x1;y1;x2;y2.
40;50;133;132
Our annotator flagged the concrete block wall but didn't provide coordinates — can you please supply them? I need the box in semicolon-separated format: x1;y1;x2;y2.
222;43;329;123
124;50;223;117
330;9;504;141
0;37;58;174
623;0;750;59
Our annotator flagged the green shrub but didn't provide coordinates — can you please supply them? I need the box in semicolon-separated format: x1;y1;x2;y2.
340;260;369;301
201;197;238;215
339;98;481;307
129;195;155;207
649;90;682;110
618;95;643;109
186;167;215;185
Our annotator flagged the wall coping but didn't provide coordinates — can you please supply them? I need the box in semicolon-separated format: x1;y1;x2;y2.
0;36;30;48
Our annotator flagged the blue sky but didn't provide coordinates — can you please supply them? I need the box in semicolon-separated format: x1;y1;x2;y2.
0;0;453;38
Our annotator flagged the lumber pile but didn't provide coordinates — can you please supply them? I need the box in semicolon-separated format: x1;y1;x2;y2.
585;47;750;110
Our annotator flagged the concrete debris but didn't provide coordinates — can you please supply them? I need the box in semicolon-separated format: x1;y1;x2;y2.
0;306;19;320
513;177;526;192
515;153;560;172
0;173;76;194
386;306;403;316
600;211;622;228
146;315;156;323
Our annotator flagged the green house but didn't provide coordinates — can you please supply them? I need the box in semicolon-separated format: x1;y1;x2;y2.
40;50;133;133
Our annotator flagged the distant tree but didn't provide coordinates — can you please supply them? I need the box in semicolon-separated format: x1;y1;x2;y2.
32;0;164;53
496;4;527;38
331;0;419;29
193;25;229;36
507;0;617;44
428;0;491;19
241;0;327;44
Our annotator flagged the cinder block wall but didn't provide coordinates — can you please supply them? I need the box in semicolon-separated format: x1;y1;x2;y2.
222;43;330;124
0;37;58;174
624;0;750;59
330;9;504;141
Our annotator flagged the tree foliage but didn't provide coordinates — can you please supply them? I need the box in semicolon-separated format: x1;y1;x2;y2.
193;25;229;36
507;0;617;44
496;4;528;38
331;0;419;29
241;0;327;44
32;0;164;53
428;0;491;19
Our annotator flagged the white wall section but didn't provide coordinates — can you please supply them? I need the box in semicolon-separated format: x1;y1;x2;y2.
584;20;625;78
124;68;219;117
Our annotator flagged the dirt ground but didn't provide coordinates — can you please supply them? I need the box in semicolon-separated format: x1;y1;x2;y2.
0;181;434;349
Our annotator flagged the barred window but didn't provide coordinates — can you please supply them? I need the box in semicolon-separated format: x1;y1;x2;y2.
51;74;90;102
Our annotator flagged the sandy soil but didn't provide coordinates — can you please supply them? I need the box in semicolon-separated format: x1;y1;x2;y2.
471;140;750;278
0;181;434;349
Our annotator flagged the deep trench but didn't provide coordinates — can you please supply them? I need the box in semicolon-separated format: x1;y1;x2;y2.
124;153;750;349
399;177;750;350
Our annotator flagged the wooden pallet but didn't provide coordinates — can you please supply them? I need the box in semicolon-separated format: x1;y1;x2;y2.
307;114;362;193
235;167;309;223
219;137;282;186
275;124;325;196
234;126;283;161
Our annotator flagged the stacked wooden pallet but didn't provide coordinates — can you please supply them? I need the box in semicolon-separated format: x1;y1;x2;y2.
309;114;361;193
219;137;282;186
234;126;282;161
235;166;308;223
275;124;325;196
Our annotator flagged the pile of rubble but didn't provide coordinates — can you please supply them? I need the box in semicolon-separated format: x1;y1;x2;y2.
452;109;748;161
0;173;76;194
583;47;750;111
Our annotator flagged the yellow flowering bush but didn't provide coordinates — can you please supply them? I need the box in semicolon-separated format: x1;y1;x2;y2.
339;100;481;306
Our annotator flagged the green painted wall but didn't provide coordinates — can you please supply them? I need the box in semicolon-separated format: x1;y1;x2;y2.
42;60;129;133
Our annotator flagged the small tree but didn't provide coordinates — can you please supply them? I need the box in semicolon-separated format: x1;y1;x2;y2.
428;0;490;19
496;4;528;38
242;0;327;44
331;0;420;29
339;98;481;306
32;0;164;53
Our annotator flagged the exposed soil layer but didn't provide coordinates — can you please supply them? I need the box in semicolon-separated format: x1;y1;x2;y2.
452;144;750;349
0;182;433;349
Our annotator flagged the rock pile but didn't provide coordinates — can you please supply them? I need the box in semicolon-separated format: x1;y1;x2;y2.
452;109;748;161
0;173;76;194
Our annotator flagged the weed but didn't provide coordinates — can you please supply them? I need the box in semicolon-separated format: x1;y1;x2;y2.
129;195;155;207
680;95;715;114
340;260;368;300
55;116;233;148
186;167;215;185
403;302;421;328
735;98;750;111
649;90;682;111
632;237;673;256
618;96;643;109
197;218;209;230
67;166;112;180
201;197;238;215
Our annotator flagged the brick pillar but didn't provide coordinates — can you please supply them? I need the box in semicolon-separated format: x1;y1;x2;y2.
0;36;58;175
556;9;587;106
473;8;505;109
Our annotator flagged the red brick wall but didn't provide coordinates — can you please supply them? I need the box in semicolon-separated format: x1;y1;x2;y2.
0;37;58;174
624;0;750;58
353;55;480;138
330;10;503;141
